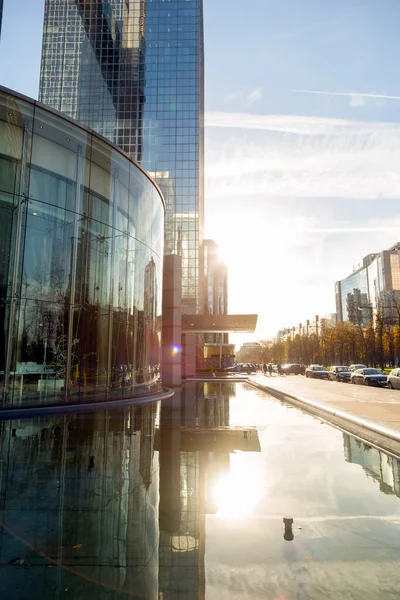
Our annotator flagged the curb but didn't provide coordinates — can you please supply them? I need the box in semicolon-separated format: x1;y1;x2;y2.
0;388;174;420
248;379;400;444
185;377;250;383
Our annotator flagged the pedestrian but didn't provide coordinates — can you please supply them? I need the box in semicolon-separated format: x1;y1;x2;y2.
263;363;267;376
277;362;282;376
268;364;273;377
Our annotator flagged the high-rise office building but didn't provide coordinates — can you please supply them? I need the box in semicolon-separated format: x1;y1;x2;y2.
336;242;400;325
201;240;234;368
203;239;228;343
39;0;204;313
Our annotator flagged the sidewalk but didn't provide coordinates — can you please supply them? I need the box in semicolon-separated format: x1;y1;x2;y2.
248;373;400;456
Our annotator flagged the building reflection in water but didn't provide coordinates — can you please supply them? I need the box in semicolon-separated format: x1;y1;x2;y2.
157;382;261;600
343;434;400;498
0;403;160;599
0;382;260;599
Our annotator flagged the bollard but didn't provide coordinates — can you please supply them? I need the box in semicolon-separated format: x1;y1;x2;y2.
283;517;294;541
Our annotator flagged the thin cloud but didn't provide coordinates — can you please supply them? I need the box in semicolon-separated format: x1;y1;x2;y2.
205;111;400;136
306;227;400;233
205;111;400;201
291;88;400;101
247;88;262;103
264;226;400;234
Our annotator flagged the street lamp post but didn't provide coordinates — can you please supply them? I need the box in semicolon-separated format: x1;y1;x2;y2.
304;320;320;364
299;323;303;363
357;304;375;366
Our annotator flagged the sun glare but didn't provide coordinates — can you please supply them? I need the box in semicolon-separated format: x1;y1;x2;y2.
211;455;264;518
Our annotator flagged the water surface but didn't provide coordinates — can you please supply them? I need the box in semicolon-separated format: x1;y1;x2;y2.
1;382;400;599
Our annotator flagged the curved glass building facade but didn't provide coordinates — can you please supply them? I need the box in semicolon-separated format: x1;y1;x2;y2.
0;87;165;409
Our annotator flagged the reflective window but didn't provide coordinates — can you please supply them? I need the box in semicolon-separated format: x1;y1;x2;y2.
391;254;400;290
337;268;370;326
336;247;400;326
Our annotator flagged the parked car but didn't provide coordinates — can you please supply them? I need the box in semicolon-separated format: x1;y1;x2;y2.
282;363;306;375
225;363;256;374
349;364;367;372
387;368;400;389
329;366;351;382
305;365;330;380
351;368;387;387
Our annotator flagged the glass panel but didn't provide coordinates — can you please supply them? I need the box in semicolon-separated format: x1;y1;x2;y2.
0;199;14;374
8;298;67;407
0;92;35;404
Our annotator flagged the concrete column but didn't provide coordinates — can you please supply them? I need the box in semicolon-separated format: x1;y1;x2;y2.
182;332;197;378
162;255;182;387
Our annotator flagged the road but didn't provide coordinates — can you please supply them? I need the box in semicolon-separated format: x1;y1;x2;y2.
249;372;400;443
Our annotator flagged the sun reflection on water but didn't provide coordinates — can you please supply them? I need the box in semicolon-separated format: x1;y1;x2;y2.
211;453;264;518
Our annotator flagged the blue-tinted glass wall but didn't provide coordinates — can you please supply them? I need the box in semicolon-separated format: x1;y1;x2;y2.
335;244;400;326
142;0;204;313
337;268;370;326
39;1;144;155
39;0;204;314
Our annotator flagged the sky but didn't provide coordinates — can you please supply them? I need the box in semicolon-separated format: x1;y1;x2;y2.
1;0;400;346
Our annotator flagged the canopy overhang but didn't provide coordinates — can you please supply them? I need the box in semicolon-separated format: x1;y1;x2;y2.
182;314;258;334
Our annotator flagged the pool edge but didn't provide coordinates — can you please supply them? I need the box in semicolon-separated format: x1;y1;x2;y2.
248;379;400;458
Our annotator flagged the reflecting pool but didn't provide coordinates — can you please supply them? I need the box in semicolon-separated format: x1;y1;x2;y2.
1;382;400;599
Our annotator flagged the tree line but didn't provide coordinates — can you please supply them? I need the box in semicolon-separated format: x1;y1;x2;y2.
238;314;400;368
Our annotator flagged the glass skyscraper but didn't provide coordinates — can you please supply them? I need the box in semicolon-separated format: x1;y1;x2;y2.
203;240;228;343
39;0;204;313
336;242;400;325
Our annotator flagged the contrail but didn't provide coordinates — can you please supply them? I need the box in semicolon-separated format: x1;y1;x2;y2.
291;89;400;101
